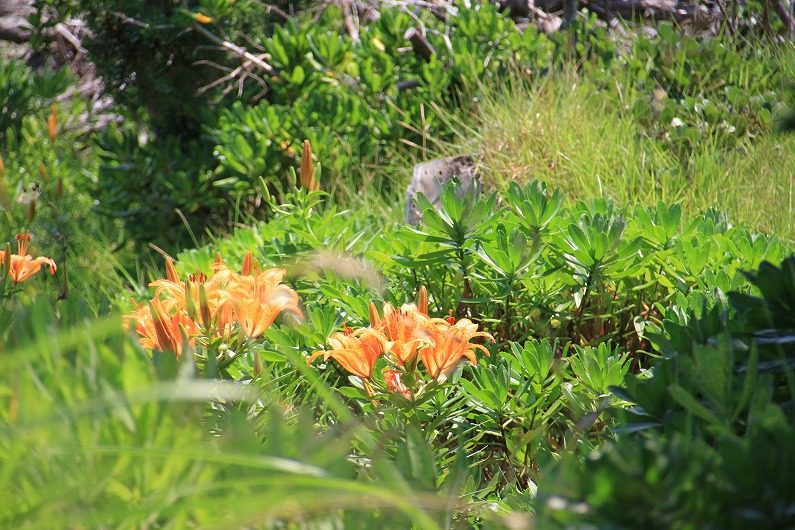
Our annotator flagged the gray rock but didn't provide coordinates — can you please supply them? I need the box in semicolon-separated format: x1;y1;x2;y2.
405;155;479;225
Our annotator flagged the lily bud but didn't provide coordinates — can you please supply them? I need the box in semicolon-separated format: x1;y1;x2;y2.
241;251;254;275
417;286;428;316
199;283;212;329
184;280;198;321
27;198;36;223
369;302;381;327
47;104;57;143
165;257;179;283
300;139;316;191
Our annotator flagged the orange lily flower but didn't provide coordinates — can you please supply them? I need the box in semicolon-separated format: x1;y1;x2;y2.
224;265;303;338
232;289;301;338
379;302;431;364
123;300;158;349
420;318;494;379
0;231;57;284
128;251;303;356
366;287;433;365
150;256;240;333
384;368;413;400
148;298;199;356
309;328;386;379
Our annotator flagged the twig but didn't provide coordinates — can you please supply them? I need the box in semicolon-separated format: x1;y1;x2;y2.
264;3;291;20
197;64;243;95
193;59;235;73
192;23;275;74
110;10;172;30
239;31;267;53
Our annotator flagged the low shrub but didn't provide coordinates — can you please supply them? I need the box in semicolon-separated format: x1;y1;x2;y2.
159;178;789;500
178;181;788;355
541;256;795;529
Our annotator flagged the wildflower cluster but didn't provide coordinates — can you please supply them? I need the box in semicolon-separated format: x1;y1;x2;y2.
309;287;494;400
0;231;57;285
125;252;302;358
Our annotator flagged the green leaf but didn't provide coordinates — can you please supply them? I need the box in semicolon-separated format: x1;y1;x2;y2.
668;383;726;430
394;427;438;491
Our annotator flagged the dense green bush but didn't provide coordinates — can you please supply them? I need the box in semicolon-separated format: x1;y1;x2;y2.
48;0;275;137
179;181;787;352
541;256;795;529
40;0;303;250
617;24;794;158
82;1;562;249
208;4;557;201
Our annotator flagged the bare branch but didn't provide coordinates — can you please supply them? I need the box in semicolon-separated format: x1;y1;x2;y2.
191;23;275;74
193;59;236;73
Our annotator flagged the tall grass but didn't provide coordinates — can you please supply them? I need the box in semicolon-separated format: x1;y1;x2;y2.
1;298;516;529
445;72;795;242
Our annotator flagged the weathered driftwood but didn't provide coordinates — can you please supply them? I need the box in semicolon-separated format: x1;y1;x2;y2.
0;0;33;43
501;0;722;26
1;0;88;54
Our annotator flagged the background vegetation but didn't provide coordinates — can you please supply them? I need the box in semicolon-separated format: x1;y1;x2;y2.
2;0;795;527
